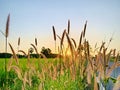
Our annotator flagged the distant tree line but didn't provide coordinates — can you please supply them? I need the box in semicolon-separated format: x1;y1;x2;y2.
0;53;58;58
0;47;58;58
0;53;27;58
0;53;12;58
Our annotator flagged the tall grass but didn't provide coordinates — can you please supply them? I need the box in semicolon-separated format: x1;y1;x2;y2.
67;20;70;34
35;38;37;46
50;20;120;89
3;14;10;89
18;37;20;52
0;14;10;89
5;14;10;72
0;19;120;90
52;26;56;53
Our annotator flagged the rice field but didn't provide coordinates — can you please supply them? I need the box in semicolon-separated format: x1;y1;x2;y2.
0;14;120;90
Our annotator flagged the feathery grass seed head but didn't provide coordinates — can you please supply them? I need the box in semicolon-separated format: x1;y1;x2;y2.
5;14;10;38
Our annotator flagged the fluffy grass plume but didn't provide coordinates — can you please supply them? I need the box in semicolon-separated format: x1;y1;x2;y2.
9;43;19;65
18;37;20;46
18;50;27;56
68;20;70;34
66;32;73;55
78;31;83;48
52;26;56;41
71;38;77;48
99;42;105;52
5;14;10;38
57;35;61;40
83;21;87;38
4;14;10;89
52;26;57;52
31;44;39;54
61;29;66;47
35;38;37;46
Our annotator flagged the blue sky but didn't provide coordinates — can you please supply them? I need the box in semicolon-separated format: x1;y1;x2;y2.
0;0;120;53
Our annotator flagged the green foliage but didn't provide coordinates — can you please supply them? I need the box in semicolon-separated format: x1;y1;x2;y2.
0;53;12;58
0;69;6;88
41;47;51;57
31;75;41;87
29;47;34;54
0;69;20;90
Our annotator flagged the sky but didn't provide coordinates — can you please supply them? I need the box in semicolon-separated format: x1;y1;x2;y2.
0;0;120;53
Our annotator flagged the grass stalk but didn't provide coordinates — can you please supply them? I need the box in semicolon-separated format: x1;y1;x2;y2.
4;37;7;88
52;26;56;53
35;38;37;46
4;14;10;89
68;20;70;34
17;37;20;57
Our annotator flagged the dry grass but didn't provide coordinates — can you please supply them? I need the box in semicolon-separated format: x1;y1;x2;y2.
5;14;10;38
83;21;87;38
18;37;20;46
31;44;39;54
35;38;37;46
78;31;83;51
18;50;27;56
5;20;120;90
71;38;77;48
67;20;70;34
9;43;19;65
52;26;56;41
113;75;120;90
66;32;74;56
61;29;66;48
52;26;57;53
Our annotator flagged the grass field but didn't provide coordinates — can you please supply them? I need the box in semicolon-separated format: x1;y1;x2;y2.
0;15;120;90
0;55;120;90
0;58;53;70
0;57;87;90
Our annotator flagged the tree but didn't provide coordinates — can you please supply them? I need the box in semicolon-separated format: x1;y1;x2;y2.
29;47;34;54
41;47;51;57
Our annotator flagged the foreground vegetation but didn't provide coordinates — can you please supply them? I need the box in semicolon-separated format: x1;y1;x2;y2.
0;15;120;90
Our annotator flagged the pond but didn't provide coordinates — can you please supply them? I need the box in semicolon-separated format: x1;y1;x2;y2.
105;62;120;90
110;63;120;78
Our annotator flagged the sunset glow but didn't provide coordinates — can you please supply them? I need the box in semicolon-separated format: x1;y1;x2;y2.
0;0;120;53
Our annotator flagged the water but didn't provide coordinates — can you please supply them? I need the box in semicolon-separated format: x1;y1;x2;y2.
106;62;120;90
110;62;120;78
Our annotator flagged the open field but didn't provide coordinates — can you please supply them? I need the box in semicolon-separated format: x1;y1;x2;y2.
0;15;120;90
0;58;54;70
0;54;120;90
0;57;90;90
